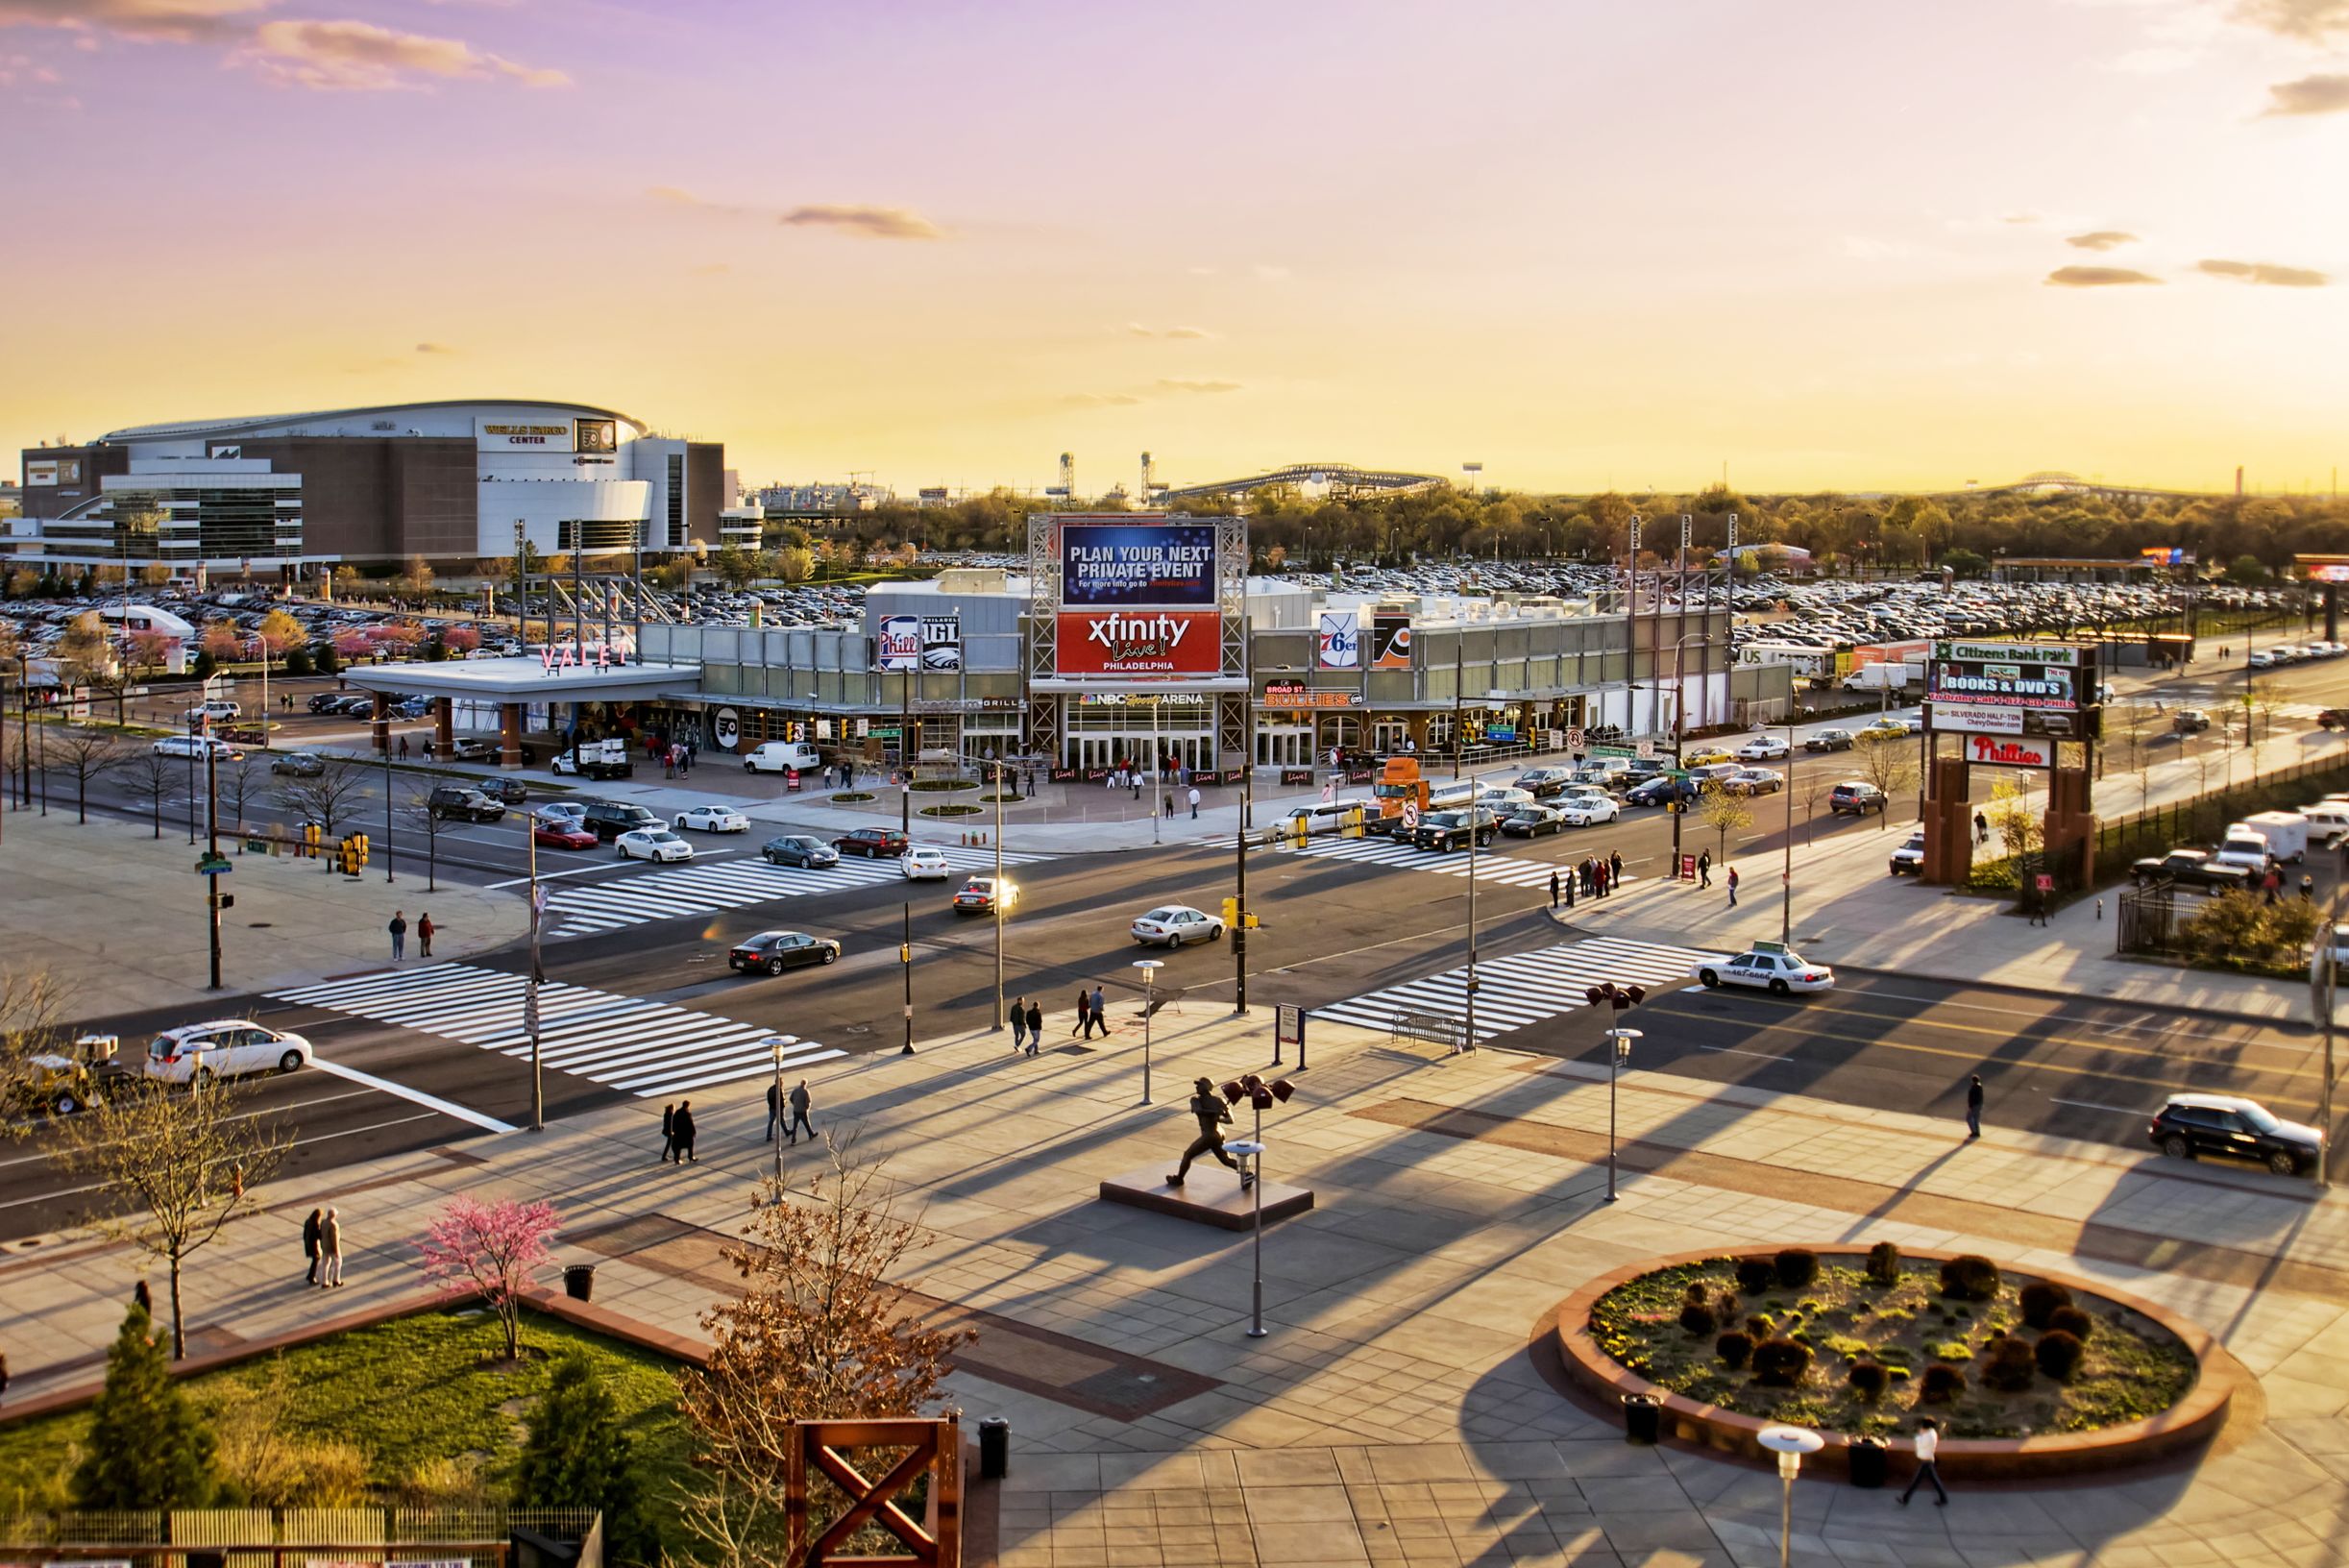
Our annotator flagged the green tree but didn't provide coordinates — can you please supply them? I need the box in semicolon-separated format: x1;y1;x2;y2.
2226;553;2268;585
71;1304;218;1507
1691;781;1753;862
514;1355;650;1564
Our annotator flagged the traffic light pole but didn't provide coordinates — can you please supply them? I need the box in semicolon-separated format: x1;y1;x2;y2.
901;902;916;1054
206;743;222;992
1233;815;1248;1015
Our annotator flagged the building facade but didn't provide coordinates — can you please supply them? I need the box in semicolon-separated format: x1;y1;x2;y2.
15;400;725;572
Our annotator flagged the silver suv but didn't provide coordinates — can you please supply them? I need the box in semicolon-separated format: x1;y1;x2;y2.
1889;829;1925;876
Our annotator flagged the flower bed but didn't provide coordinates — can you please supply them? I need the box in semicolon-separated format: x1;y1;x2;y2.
1556;1246;2234;1479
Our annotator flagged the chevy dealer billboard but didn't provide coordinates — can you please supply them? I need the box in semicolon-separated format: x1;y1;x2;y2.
1061;521;1217;607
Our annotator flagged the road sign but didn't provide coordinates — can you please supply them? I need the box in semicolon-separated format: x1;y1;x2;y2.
194;854;233;876
1566;725;1586;753
1636;739;1656;760
1402;803;1421;829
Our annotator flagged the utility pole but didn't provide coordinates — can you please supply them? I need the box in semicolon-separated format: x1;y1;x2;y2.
205;742;222;991
900;902;916;1054
1781;713;1797;943
382;728;395;883
1233;811;1249;1014
992;759;1006;1031
1463;792;1479;1052
527;818;544;1132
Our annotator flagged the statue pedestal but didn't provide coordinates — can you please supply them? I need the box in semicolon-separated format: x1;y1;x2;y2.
1098;1163;1314;1231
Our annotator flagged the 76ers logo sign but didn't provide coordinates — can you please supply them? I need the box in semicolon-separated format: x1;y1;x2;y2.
1055;610;1220;677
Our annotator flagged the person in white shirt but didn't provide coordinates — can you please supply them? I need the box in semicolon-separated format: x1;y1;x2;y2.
1898;1416;1947;1506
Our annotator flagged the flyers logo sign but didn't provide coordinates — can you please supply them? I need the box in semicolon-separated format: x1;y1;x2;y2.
1370;614;1412;670
1055;610;1220;677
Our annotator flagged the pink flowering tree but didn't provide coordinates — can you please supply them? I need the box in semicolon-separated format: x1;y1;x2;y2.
416;1195;561;1361
375;620;427;655
331;628;376;662
440;624;481;655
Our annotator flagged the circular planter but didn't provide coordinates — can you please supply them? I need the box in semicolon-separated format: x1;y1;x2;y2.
919;803;983;818
1554;1245;2237;1481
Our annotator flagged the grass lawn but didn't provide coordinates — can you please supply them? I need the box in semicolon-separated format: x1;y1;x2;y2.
1590;1257;2198;1439
0;1307;695;1536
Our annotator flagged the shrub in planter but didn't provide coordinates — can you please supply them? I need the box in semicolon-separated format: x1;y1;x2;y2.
2047;1306;2095;1342
2019;1281;2073;1330
1715;1331;1753;1369
1683;1282;1708;1307
1746;1314;1774;1338
1919;1362;1966;1404
1847;1360;1890;1402
1866;1241;1901;1286
1750;1337;1812;1387
1678;1301;1719;1336
1735;1256;1777;1295
2034;1330;2085;1382
1938;1254;2001;1301
1714;1290;1739;1323
1982;1335;2038;1392
1774;1248;1821;1289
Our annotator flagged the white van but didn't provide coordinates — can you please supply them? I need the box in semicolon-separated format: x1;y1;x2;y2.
1276;798;1370;838
2299;800;2349;839
744;741;823;774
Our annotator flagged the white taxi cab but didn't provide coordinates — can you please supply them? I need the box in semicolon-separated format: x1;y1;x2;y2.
1693;941;1835;996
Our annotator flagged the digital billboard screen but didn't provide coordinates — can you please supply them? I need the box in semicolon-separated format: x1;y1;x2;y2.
1060;522;1217;607
1055;610;1220;677
1927;640;2091;712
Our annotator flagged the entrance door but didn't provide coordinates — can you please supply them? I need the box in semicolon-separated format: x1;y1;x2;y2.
1374;719;1408;753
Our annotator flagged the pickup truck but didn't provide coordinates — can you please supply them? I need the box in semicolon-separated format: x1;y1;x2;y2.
2129;849;2254;892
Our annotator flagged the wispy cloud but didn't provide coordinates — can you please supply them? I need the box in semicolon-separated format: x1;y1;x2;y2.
2066;231;2140;251
1154;378;1243;395
779;204;942;241
2195;257;2330;286
2234;0;2349;41
2001;212;2043;226
414;341;454;355
242;18;567;90
0;0;269;44
2263;72;2349;113
1062;392;1145;408
0;48;61;84
2044;265;2163;286
1125;322;1212;339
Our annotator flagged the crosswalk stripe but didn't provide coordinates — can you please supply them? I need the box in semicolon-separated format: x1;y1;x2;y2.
1279;838;1638;891
1307;936;1721;1043
267;963;846;1099
544;844;1050;938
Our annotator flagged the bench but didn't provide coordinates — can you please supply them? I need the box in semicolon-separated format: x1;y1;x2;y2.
1389;1007;1469;1053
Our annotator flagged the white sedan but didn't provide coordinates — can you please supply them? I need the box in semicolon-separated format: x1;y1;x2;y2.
1557;795;1622;826
1131;904;1225;947
1735;736;1789;761
1693;944;1835;996
900;846;952;880
673;803;751;833
616;828;697;863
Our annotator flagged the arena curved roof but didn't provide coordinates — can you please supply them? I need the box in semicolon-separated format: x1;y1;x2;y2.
101;399;645;444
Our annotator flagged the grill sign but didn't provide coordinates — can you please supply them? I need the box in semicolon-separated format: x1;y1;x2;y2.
1055;610;1220;676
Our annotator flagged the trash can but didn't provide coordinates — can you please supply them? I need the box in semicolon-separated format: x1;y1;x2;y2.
1848;1434;1889;1489
1622;1392;1660;1444
978;1416;1011;1481
563;1263;596;1303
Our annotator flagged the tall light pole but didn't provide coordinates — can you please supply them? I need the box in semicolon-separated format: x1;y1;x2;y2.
1781;713;1798;943
1133;959;1162;1104
1152;695;1163;843
381;723;395;883
527;816;544;1132
991;758;1006;1032
770;1035;794;1185
900;902;915;1055
1602;1026;1641;1201
205;741;222;991
1463;780;1480;1053
1218;1073;1293;1342
1757;1426;1823;1568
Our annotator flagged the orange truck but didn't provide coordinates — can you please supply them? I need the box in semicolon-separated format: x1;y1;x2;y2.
1371;757;1476;834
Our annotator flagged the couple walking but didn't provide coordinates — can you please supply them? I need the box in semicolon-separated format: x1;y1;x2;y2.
659;1101;698;1163
1072;984;1113;1039
1007;995;1044;1055
300;1207;346;1287
764;1079;816;1143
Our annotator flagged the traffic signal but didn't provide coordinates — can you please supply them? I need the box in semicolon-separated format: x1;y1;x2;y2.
1221;897;1238;925
1584;981;1647;1013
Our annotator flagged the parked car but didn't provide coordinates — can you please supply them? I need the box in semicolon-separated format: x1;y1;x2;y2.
480;777;529;804
534;800;588;825
145;1021;312;1085
450;736;503;762
727;929;842;975
1735;736;1789;761
2148;1092;2322;1177
1805;728;1856;752
673;803;751;833
1827;780;1887;817
761;834;841;868
2130;849;2253;891
270;751;326;776
744;740;823;774
834;827;911;858
1131;904;1224;947
184;699;241;722
1682;747;1734;769
1723;768;1783;796
153;735;242;761
1889;828;1925;876
306;693;345;714
1556;795;1622;826
427;786;505;823
616;827;696;863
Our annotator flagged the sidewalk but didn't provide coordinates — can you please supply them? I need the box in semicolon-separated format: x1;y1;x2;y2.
0;806;528;1017
5;1003;2346;1567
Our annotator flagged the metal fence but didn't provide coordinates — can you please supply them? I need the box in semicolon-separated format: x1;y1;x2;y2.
2092;752;2349;878
2115;881;2183;957
0;1508;601;1568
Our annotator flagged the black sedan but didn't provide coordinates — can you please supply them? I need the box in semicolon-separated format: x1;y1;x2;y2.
1500;806;1565;838
727;930;843;975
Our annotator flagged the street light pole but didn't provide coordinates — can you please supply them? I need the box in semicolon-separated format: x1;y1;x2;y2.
771;1036;790;1186
1757;1426;1823;1568
205;741;222;991
901;901;915;1055
1463;788;1479;1053
1781;713;1797;943
381;730;394;883
1133;959;1162;1103
992;759;1006;1032
1603;1027;1641;1201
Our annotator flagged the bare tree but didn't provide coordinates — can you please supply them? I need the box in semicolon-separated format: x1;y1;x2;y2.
48;727;125;824
276;754;372;845
1848;734;1921;829
117;742;184;839
219;753;266;834
675;1138;973;1564
46;1074;290;1358
2106;701;2162;811
0;968;66;1130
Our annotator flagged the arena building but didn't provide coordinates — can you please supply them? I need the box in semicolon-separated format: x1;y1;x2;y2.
14;399;725;573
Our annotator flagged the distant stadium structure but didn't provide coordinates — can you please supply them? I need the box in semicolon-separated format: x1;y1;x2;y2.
1161;461;1448;503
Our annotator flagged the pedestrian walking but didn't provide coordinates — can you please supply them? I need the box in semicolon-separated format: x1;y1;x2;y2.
785;1081;814;1144
1089;983;1112;1038
1010;997;1028;1053
673;1100;698;1162
664;747;676;779
422;737;434;762
1073;988;1091;1036
1973;810;1989;845
416;913;434;959
1163;793;1175;818
1610;848;1624;887
765;1079;781;1142
303;1208;323;1286
1549;870;1560;910
398;733;409;758
1187;785;1201;820
320;1210;344;1287
1167;1076;1244;1186
1726;867;1740;907
1025;998;1043;1055
659;1102;678;1163
1699;849;1712;888
388;912;406;962
134;1277;153;1313
1898;1417;1948;1507
1965;1074;1984;1140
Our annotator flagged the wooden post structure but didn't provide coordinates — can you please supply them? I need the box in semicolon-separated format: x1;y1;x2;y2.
786;1414;963;1567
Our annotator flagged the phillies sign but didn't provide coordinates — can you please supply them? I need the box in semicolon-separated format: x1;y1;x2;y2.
1055;610;1220;676
1967;733;2055;769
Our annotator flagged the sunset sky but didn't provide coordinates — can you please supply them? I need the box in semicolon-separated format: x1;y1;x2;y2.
2;0;2344;496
